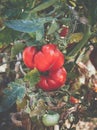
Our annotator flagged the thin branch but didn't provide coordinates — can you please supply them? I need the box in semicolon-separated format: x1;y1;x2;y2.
20;64;26;75
60;104;79;121
48;102;66;111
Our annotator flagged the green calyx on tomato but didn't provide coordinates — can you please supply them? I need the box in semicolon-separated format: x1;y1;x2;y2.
37;67;67;91
42;112;60;126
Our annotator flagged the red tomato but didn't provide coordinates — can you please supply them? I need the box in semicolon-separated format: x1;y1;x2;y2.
49;67;67;85
59;25;69;38
50;48;64;71
34;44;56;72
69;96;80;104
37;67;67;91
22;46;37;69
34;44;64;72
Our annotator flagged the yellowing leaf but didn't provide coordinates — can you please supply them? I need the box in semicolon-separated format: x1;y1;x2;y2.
30;99;47;117
16;96;28;111
90;37;97;43
69;32;83;43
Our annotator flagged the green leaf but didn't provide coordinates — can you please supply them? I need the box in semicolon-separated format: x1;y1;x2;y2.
24;68;40;87
4;20;41;33
84;0;97;25
31;0;58;13
4;18;53;33
47;20;59;35
0;27;21;44
36;27;44;40
11;42;25;58
0;82;26;112
0;0;27;18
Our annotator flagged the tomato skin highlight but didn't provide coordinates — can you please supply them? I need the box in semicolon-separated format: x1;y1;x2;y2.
23;46;37;69
47;78;60;90
49;67;67;85
37;67;67;91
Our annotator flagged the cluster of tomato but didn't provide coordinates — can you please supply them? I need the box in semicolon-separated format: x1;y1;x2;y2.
23;44;67;91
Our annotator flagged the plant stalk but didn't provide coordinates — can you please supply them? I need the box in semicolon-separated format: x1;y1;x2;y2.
67;25;92;57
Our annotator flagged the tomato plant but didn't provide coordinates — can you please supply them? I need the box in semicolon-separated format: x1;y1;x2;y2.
0;0;97;130
23;43;66;91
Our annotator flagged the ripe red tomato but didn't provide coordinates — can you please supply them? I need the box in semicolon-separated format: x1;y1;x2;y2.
69;96;80;104
34;44;64;72
22;44;64;72
50;48;64;71
23;46;37;69
37;67;67;91
59;25;69;38
34;44;56;72
49;67;67;85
